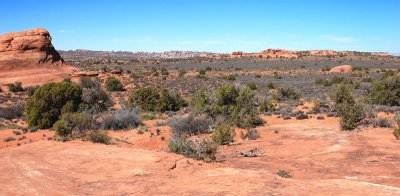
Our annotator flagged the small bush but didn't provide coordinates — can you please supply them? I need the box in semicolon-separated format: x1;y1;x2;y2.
25;85;39;96
222;74;236;81
332;84;364;130
53;112;94;139
296;113;309;120
128;87;186;112
240;128;260;140
266;82;275;89
13;130;21;135
169;137;217;161
373;118;393;128
178;69;187;77
211;123;235;145
26;81;82;129
370;76;400;106
105;77;124;91
273;87;301;101
212;85;262;128
101;108;142;130
198;69;206;75
393;121;400;140
276;169;292;178
246;82;257;90
7;82;24;92
160;67;169;75
80;77;100;89
168;114;212;137
80;87;111;114
0;104;24;120
3;136;16;142
87;130;111;144
191;88;211;113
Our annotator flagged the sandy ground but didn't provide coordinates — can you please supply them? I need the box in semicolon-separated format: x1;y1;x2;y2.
0;116;399;195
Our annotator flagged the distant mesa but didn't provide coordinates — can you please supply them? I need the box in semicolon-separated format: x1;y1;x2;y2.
0;28;65;71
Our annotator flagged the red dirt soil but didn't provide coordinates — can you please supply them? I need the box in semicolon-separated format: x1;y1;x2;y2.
0;66;76;88
0;116;399;195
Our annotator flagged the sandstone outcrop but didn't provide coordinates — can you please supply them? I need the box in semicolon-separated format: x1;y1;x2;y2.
329;65;353;73
0;28;64;71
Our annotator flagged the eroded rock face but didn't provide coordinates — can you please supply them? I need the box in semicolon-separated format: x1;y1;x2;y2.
0;28;64;71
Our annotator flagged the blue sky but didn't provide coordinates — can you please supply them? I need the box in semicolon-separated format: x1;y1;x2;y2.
1;0;399;53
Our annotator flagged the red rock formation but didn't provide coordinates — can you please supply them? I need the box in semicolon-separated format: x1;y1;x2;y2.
329;65;353;73
0;28;64;71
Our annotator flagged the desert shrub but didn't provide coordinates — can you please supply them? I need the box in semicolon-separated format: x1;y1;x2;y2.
160;67;169;75
273;87;301;101
372;118;393;128
393;121;400;140
169;137;196;157
296;113;309;120
222;74;236;81
12;130;21;135
87;130;111;144
339;103;364;130
211;85;262;128
381;70;395;80
53;112;94;139
128;87;186;112
3;136;16;142
369;76;400;106
191;88;211;113
79;77;100;89
361;77;374;83
211;123;235;145
80;87;111;113
140;112;155;120
25;81;82;129
317;115;325;120
0;104;24;120
246;82;257;90
178;69;186;77
331;76;345;84
168;114;212;137
7;82;24;92
105;77;124;91
168;137;217;161
276;169;292;178
258;97;269;113
198;69;206;75
314;77;325;85
273;72;282;79
158;89;187;112
266;82;275;89
25;85;40;96
240;128;260;140
128;87;159;111
101;108;142;130
331;84;364;130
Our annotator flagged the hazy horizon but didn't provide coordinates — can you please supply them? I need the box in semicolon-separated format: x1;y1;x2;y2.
1;0;399;53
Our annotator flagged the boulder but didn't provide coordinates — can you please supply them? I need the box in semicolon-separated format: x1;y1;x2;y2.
0;28;64;71
329;65;353;73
